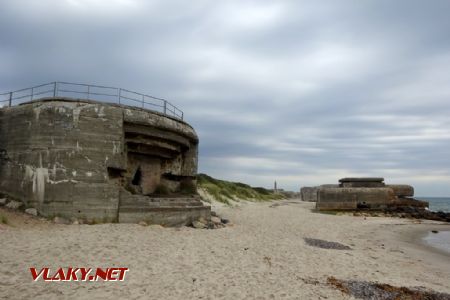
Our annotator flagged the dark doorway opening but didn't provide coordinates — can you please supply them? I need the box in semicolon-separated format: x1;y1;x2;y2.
132;167;142;186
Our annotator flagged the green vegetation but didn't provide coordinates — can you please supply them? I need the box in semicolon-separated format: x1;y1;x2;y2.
197;173;285;204
1;214;8;225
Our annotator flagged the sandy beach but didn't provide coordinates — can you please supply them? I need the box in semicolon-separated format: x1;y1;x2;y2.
1;199;449;299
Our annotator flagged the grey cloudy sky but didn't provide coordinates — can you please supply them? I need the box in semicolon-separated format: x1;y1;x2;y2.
1;0;450;195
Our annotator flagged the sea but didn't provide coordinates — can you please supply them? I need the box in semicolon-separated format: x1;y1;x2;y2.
417;197;450;213
417;197;450;254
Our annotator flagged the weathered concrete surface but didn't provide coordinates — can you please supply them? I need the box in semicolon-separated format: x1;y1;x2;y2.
0;98;209;225
118;190;210;226
386;185;414;197
316;187;396;210
339;177;385;188
315;178;425;211
389;197;427;208
339;177;384;182
300;187;318;202
320;184;339;188
300;185;339;202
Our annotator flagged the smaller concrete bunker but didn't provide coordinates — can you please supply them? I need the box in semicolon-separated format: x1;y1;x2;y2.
302;177;428;211
300;184;338;202
0;89;210;225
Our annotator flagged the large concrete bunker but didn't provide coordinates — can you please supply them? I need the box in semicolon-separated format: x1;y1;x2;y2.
0;97;210;225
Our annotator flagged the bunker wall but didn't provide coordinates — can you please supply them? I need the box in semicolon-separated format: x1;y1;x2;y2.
316;187;396;210
0;98;205;224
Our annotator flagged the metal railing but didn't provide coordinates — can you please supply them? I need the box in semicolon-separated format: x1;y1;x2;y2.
0;81;184;120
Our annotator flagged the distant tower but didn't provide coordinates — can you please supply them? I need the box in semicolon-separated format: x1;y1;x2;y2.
274;180;278;193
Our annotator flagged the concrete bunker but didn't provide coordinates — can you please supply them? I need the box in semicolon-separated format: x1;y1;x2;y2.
300;184;339;202
0;97;210;225
312;177;427;211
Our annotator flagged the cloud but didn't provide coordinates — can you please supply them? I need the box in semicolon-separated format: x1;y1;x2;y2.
1;0;450;195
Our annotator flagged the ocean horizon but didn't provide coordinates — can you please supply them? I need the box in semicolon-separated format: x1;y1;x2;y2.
416;197;450;213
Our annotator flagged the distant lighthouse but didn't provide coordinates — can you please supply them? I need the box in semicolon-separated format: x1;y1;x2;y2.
274;180;278;193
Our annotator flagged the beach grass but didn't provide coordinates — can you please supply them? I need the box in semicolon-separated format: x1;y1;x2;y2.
197;173;285;204
1;213;8;224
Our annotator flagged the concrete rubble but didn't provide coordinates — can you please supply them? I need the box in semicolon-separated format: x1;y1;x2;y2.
25;208;38;216
5;200;23;210
190;211;230;229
